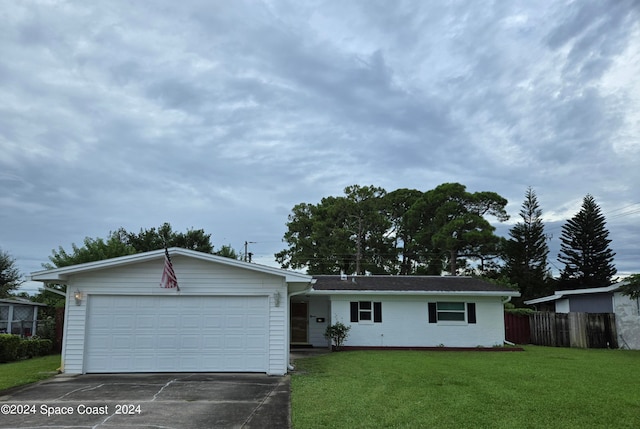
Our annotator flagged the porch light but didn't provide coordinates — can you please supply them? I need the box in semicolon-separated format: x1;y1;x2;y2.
274;291;281;307
74;289;83;305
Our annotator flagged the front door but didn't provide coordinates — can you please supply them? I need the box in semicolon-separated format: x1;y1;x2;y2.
290;301;308;344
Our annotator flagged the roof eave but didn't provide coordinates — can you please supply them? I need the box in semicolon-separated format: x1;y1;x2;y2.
524;294;564;305
310;289;520;297
29;247;314;284
29;273;70;283
526;281;630;304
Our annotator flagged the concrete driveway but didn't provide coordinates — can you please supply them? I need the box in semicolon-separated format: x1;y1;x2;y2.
0;373;289;429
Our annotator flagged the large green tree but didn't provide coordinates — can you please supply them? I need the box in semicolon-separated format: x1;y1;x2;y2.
383;188;424;274
113;223;214;253
276;185;394;275
558;194;617;288
46;222;215;270
342;185;394;274
407;183;509;275
0;248;23;297
504;188;551;302
277;183;508;276
46;235;136;269
36;223;222;306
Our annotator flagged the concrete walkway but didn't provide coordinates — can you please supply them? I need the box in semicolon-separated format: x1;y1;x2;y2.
290;347;332;361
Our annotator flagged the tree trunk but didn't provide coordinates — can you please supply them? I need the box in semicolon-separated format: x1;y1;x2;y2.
449;249;458;275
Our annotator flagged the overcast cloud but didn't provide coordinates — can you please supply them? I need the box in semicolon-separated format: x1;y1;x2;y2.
1;0;639;294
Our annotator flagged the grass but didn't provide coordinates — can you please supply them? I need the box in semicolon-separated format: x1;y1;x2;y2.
0;355;61;392
291;346;640;429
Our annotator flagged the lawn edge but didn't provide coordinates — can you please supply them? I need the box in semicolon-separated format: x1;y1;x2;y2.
339;346;525;352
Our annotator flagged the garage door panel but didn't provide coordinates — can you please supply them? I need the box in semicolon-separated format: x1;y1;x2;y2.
85;295;268;373
112;336;134;350
226;315;244;328
203;336;223;349
136;315;156;328
182;315;201;329
111;355;135;371
246;334;267;348
181;335;200;349
158;337;179;349
159;316;178;329
203;315;223;328
136;335;155;349
248;314;266;328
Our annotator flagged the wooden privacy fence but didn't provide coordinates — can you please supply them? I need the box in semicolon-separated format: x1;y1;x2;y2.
504;312;531;344
529;312;618;349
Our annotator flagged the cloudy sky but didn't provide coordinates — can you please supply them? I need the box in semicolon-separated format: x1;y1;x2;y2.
2;0;639;294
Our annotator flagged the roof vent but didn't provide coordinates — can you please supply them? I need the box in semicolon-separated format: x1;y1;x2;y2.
340;271;347;281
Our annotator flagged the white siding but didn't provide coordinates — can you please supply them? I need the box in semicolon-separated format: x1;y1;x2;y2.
61;297;86;374
61;255;289;375
268;285;288;375
613;292;640;350
330;295;506;348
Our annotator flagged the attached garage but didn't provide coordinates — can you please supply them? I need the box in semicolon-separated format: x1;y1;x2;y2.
85;295;268;373
30;248;314;375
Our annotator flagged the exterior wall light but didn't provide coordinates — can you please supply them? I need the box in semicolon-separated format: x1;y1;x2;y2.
274;291;281;307
74;289;83;305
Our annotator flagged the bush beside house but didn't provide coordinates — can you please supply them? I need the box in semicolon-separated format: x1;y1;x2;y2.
324;322;351;350
0;334;53;363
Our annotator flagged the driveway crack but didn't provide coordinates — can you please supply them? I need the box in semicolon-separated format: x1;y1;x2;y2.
240;378;286;429
90;378;179;428
152;378;178;402
57;383;105;400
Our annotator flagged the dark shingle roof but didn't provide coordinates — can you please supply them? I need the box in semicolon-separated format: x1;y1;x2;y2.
312;275;516;293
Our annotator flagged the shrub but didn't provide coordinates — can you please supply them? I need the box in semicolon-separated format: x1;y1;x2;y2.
324;321;351;351
36;316;56;342
0;334;21;363
0;335;54;363
505;307;535;316
36;338;53;356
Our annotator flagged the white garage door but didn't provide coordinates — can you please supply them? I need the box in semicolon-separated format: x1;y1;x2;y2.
85;295;268;373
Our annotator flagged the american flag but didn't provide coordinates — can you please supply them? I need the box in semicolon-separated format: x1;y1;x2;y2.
160;248;180;291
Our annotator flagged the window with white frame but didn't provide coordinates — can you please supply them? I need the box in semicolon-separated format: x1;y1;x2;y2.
428;302;476;324
350;301;382;323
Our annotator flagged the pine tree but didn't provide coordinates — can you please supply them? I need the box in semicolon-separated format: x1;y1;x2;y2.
504;188;550;302
558;194;617;288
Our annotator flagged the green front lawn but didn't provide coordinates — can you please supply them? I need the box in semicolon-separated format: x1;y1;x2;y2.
0;355;61;392
291;346;640;429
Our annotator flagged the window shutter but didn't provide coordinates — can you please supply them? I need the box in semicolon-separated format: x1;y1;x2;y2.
350;302;359;322
467;303;476;324
373;302;382;323
428;302;437;323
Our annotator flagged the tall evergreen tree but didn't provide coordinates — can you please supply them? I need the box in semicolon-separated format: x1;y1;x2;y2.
504;188;550;302
558;194;617;288
383;188;423;274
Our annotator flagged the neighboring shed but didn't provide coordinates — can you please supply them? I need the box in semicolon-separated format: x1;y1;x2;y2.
30;248;313;375
291;275;520;349
0;298;47;337
525;281;640;350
